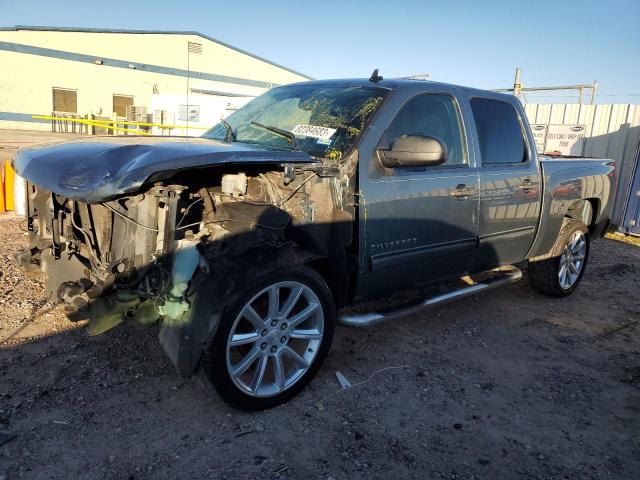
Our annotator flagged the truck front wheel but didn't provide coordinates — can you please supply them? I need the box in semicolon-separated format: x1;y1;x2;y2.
528;219;590;297
202;267;335;410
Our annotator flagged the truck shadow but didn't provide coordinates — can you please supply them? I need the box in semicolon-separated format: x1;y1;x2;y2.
1;213;505;421
14;208;640;479
1;231;637;480
6;212;503;362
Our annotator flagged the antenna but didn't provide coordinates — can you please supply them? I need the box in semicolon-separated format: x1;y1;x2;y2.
369;69;383;83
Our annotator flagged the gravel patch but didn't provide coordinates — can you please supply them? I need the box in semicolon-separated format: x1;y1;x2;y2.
1;212;639;479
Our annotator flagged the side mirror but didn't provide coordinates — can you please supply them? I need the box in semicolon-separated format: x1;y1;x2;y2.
380;135;447;168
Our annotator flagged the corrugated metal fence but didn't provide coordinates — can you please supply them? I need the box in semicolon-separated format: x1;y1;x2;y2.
524;103;640;227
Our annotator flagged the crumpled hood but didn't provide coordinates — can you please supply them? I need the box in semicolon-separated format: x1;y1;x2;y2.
13;136;314;203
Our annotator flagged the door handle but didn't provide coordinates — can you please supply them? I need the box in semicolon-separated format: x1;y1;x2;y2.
518;179;537;191
449;184;475;199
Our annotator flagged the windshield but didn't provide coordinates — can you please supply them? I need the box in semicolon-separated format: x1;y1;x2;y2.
202;84;388;160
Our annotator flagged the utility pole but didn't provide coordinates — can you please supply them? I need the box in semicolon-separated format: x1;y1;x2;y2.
513;68;522;98
186;41;203;136
186;42;190;136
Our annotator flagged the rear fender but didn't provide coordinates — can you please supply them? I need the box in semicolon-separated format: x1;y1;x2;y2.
527;162;614;260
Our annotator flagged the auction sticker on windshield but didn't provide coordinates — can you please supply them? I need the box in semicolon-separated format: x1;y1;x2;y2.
291;124;337;140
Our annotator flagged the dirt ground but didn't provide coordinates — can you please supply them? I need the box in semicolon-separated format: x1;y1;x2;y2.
0;212;638;480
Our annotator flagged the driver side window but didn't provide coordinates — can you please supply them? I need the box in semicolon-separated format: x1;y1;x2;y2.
384;94;466;167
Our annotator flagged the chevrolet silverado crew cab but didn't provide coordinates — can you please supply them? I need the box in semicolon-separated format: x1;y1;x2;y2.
12;74;616;409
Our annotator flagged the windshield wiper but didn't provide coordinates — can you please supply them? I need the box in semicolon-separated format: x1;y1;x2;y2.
220;118;235;143
250;121;299;150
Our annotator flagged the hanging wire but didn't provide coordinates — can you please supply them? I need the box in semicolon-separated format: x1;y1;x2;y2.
102;203;160;232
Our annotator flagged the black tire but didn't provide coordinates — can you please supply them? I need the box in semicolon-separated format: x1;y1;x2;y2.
202;266;335;410
528;219;590;297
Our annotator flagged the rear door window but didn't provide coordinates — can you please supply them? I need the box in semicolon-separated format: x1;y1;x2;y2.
470;98;526;164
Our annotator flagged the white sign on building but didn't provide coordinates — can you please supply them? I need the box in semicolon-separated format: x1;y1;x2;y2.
150;93;253;136
530;124;548;153
544;125;586;156
178;104;201;122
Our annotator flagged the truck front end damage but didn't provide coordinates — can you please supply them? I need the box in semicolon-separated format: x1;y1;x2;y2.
17;180;190;331
11;82;386;403
15;152;349;376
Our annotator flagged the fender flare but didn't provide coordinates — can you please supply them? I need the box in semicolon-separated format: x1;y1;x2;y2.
158;243;323;377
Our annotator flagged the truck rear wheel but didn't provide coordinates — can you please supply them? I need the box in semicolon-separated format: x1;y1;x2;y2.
202;267;335;410
528;219;590;297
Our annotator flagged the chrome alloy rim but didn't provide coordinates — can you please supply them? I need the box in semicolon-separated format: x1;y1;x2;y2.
559;230;587;290
225;281;324;397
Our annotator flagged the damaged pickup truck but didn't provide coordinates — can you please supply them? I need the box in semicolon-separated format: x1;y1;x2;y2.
12;76;616;409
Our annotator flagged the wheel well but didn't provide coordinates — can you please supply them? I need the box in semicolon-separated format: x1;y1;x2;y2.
306;257;351;309
566;198;599;232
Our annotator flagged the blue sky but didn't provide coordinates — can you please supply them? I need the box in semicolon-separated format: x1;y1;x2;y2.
1;0;639;103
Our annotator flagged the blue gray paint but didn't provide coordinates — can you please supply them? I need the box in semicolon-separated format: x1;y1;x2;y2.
190;88;254;97
0;111;49;123
0;41;288;89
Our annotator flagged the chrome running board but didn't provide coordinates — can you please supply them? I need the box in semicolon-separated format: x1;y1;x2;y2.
338;265;522;327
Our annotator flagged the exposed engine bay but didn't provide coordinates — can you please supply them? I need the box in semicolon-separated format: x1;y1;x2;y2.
17;161;353;374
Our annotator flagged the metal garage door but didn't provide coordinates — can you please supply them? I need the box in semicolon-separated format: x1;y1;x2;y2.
621;141;640;236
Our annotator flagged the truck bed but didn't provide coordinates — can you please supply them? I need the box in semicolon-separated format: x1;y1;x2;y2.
527;156;616;259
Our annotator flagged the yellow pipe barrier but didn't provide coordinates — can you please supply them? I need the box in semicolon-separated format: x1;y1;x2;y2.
92;119;210;130
0;162;5;212
77;118;152;135
32;115;210;131
32;116;152;135
4;160;14;211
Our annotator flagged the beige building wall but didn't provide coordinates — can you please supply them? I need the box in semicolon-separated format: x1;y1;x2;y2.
0;27;310;131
